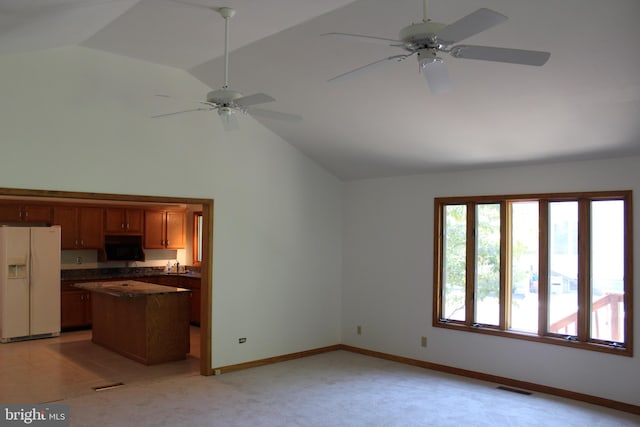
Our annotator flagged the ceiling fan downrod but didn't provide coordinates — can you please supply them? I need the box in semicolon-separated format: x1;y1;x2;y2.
218;7;236;90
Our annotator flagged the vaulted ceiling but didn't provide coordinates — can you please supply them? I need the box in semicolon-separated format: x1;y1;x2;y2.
2;0;639;180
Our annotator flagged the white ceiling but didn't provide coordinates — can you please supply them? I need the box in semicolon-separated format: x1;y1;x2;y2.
2;0;640;180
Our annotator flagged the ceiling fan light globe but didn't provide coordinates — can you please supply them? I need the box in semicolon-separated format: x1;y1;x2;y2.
418;52;451;94
417;48;439;67
218;107;233;117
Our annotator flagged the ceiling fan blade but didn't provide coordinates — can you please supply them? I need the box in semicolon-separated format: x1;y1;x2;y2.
155;94;216;108
322;32;402;47
218;110;239;131
328;55;408;83
450;45;550;66
235;93;276;107
248;108;302;122
421;58;451;94
151;108;212;118
436;8;507;44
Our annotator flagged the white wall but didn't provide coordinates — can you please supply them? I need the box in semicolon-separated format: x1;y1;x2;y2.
342;157;640;405
0;46;343;368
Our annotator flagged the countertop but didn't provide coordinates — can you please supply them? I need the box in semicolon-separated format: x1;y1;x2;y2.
61;267;201;282
74;280;191;298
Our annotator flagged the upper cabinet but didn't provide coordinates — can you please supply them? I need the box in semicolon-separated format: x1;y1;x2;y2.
104;208;144;235
144;209;185;249
53;206;103;249
2;199;187;252
0;202;52;224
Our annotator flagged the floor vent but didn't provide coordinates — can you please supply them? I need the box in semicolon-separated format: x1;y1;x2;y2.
93;382;124;392
496;386;532;395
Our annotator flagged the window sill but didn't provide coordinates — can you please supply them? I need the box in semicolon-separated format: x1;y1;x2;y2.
434;320;632;357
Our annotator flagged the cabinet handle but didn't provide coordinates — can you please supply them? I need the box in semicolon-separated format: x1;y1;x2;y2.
126;223;130;230
80;240;84;248
121;223;125;229
24;210;28;219
75;239;79;248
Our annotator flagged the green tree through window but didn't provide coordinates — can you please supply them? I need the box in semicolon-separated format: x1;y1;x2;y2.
434;191;632;356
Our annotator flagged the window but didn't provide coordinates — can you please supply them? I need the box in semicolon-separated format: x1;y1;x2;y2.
433;191;632;356
192;212;203;265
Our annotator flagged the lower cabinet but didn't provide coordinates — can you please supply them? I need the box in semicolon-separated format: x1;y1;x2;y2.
178;276;201;326
142;275;201;325
61;288;92;330
189;287;201;325
61;276;200;330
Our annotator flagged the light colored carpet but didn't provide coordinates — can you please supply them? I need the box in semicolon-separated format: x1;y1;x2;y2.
60;350;639;426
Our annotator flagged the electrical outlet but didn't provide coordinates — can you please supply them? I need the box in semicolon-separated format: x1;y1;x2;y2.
239;337;246;344
421;336;427;347
214;369;221;375
357;325;362;335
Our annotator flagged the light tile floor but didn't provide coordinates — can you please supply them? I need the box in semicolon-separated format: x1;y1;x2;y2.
0;327;200;404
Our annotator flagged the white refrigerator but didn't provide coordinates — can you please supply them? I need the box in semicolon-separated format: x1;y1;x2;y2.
0;226;61;342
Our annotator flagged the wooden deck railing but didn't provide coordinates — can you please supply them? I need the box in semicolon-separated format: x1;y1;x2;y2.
549;293;624;341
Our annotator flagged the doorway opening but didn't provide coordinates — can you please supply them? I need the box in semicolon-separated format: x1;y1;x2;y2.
0;187;213;376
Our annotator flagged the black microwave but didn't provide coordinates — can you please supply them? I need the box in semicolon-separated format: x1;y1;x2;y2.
104;235;145;261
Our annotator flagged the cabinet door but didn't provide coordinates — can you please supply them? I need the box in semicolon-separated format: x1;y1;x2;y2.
0;204;22;222
78;207;103;249
144;210;165;249
165;210;185;249
53;206;79;249
104;208;126;233
61;290;89;329
105;208;144;234
125;209;144;233
190;288;201;325
84;292;92;325
23;205;52;223
0;203;52;223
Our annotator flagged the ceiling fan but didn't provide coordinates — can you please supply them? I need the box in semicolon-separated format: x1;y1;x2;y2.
153;7;301;131
324;0;550;94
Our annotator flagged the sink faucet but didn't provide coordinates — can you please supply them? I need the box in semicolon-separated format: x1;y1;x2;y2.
175;261;180;274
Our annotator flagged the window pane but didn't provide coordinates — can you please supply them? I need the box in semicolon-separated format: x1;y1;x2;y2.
475;204;500;326
196;214;203;263
443;205;466;321
548;202;578;336
510;202;539;333
591;200;625;342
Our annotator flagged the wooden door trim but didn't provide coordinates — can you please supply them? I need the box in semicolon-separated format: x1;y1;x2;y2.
0;187;214;376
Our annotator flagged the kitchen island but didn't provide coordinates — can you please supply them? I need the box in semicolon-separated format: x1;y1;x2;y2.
75;280;191;365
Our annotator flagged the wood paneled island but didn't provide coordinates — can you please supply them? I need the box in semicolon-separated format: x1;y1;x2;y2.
75;280;191;365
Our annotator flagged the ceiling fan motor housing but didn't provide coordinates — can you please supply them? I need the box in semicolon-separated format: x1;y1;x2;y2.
207;89;243;105
399;21;448;49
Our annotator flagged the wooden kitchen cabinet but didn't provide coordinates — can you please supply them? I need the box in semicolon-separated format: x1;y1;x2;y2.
61;288;92;330
53;205;103;249
0;202;52;224
144;209;185;249
188;287;201;325
142;275;200;325
104;208;144;234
